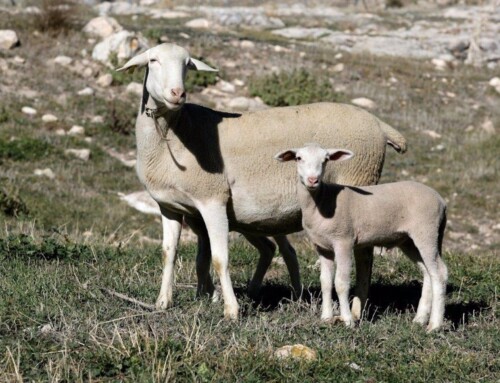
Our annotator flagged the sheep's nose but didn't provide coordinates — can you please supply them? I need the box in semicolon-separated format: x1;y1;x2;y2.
307;176;318;185
171;88;186;99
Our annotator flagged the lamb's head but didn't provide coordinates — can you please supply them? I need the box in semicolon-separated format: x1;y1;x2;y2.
275;144;353;190
116;43;218;111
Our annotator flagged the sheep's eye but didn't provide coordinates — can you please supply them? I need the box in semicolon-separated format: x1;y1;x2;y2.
296;156;302;161
149;58;158;63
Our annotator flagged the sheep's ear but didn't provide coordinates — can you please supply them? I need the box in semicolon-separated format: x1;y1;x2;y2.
188;57;218;72
326;149;354;162
116;50;150;72
275;150;297;162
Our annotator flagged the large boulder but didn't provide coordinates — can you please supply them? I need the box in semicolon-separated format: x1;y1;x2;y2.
92;30;149;66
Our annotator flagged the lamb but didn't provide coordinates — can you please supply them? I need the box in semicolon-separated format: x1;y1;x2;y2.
275;144;448;331
116;43;408;320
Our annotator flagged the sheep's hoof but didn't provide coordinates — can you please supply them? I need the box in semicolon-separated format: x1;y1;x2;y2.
155;296;172;310
413;315;430;326
426;322;442;332
351;298;362;321
211;290;220;303
247;282;261;300
224;305;239;321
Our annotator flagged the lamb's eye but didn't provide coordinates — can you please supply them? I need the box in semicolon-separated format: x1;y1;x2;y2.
296;156;302;161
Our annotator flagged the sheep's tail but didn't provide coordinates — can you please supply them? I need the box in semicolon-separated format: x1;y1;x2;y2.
379;120;408;154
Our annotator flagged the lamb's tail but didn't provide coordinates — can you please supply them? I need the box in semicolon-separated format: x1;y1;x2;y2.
379;120;408;154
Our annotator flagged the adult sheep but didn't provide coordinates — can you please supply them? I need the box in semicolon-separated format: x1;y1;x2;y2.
117;43;407;319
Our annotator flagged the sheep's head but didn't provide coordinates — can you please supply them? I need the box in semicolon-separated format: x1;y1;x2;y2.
116;43;218;111
275;144;353;190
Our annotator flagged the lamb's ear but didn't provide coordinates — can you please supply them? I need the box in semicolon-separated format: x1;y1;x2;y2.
116;50;150;72
326;149;354;162
188;57;218;72
275;150;297;162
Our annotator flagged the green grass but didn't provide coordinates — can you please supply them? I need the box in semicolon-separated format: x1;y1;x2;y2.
0;234;497;382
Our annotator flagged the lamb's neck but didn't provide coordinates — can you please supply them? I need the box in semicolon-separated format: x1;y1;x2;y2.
297;181;340;220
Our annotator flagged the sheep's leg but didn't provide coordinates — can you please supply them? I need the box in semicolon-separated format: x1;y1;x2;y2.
333;241;355;327
197;201;239;320
244;234;276;298
316;247;335;320
352;247;373;320
274;235;302;297
184;217;216;300
156;208;183;310
401;242;434;326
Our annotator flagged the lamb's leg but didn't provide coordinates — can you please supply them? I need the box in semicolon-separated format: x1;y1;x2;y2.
352;247;373;320
274;235;302;297
333;241;355;327
156;208;183;310
197;201;239;320
316;247;335;320
184;217;216;300
244;234;276;298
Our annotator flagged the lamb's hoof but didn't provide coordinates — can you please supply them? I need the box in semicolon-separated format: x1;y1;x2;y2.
224;305;239;321
426;322;442;332
351;298;362;321
211;290;220;303
413;315;430;326
155;297;172;310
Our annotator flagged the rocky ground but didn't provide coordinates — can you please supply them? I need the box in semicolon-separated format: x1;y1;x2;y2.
0;0;499;251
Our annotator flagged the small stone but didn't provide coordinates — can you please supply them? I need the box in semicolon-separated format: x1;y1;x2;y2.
77;87;94;96
481;119;496;134
346;362;363;371
179;32;190;39
275;344;317;361
217;80;236;93
68;125;85;136
126;82;143;96
53;55;73;67
83;16;123;38
82;67;94;78
0;30;20;50
39;324;53;334
464;125;474;132
55;129;66;136
431;144;445;152
489;77;500;94
446;92;456;98
332;63;344;72
389;76;398;83
84;137;93;143
401;169;410;176
13;56;25;64
431;58;447;71
34;168;55;180
96;73;113;88
90;115;104;124
21;106;37;116
41;114;58;123
492;223;500;231
351;97;376;110
232;79;245;87
240;40;255;49
334;53;343;59
65;149;91;161
422;129;442;139
185;18;211;29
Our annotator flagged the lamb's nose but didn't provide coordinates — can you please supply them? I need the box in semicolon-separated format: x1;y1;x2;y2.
171;88;186;99
307;176;318;185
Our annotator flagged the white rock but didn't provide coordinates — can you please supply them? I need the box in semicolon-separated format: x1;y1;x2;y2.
13;56;25;64
21;106;37;116
77;87;94;96
334;53;343;60
118;191;160;215
83;16;122;38
351;97;376;110
96;73;113;88
240;40;255;49
274;344;317;361
82;67;94;78
92;30;149;66
216;80;235;93
0;30;19;50
389;76;398;83
481;119;496;134
332;63;344;72
68;125;85;136
150;10;191;19
126;82;143;96
227;96;267;112
90;115;104;124
55;129;66;136
185;18;212;29
84;137;93;143
232;79;245;87
65;149;91;161
422;129;442;139
34;168;55;180
39;324;53;334
431;58;448;71
53;55;73;67
41;114;58;123
489;77;500;87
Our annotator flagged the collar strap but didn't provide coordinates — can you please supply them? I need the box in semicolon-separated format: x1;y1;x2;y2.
145;105;168;118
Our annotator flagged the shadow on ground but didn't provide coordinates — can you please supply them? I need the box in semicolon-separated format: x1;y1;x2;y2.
241;281;491;329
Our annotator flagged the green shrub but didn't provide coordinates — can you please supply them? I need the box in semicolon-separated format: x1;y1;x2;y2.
385;0;404;7
0;187;29;217
0;137;55;162
185;58;218;92
34;0;79;34
249;69;341;107
104;99;137;136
